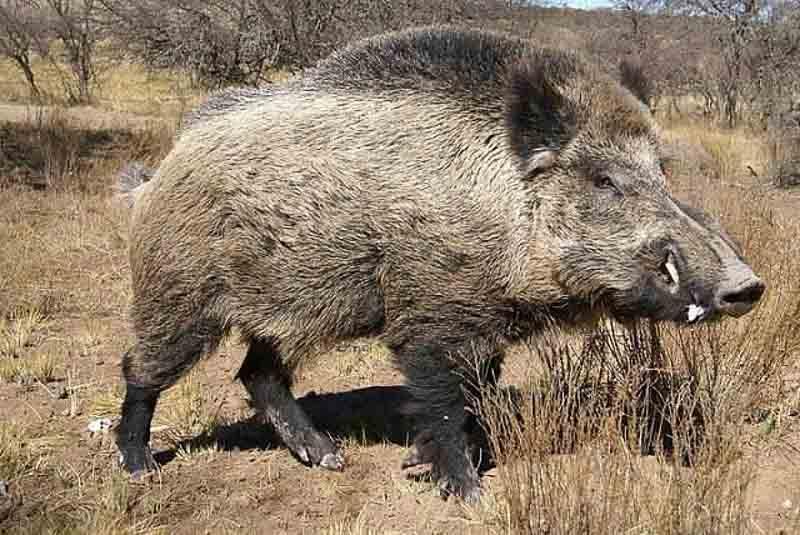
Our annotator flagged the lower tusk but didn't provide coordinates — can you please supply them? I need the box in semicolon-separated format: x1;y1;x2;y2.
687;304;705;322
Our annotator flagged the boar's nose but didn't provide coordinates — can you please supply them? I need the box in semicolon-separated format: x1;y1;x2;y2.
714;269;766;318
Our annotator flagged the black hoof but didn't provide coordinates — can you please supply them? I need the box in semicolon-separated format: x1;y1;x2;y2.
436;469;481;504
401;429;438;469
319;452;345;471
289;432;344;472
118;444;158;478
401;431;481;503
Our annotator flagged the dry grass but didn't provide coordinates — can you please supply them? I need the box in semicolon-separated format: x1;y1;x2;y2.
326;511;380;535
6;461;197;535
767;112;800;189
0;303;58;385
0;351;60;385
0;422;38;482
0;55;204;118
0;111;174;318
157;371;227;450
86;378;229;472
662;119;770;180
0;308;45;359
476;319;799;533
0;186;129;338
0;108;174;192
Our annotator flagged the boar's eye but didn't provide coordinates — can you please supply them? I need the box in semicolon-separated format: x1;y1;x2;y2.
593;174;622;196
659;160;671;178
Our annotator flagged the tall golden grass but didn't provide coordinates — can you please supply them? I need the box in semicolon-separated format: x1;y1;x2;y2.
0;54;203;117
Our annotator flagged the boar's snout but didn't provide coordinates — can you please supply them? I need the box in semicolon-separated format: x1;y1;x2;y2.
656;200;766;324
610;224;765;325
713;264;766;318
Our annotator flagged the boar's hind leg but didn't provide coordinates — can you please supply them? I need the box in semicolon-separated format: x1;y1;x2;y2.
394;337;502;504
236;337;344;471
402;350;501;475
117;320;223;478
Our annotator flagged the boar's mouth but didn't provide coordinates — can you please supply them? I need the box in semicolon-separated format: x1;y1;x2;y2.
606;245;765;326
656;248;708;325
559;233;765;327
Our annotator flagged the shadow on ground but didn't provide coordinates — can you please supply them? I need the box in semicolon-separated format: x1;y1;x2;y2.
157;385;424;467
157;376;705;472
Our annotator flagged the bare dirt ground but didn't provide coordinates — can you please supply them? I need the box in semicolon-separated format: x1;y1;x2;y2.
2;101;800;534
0;336;492;533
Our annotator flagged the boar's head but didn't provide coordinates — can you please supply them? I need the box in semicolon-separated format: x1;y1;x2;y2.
507;51;764;325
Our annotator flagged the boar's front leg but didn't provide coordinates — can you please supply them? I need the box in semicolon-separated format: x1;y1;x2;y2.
391;334;504;503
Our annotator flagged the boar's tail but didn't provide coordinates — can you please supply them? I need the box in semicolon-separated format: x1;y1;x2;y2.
115;161;155;209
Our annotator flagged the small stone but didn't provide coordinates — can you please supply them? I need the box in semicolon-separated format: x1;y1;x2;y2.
0;481;9;498
87;418;113;434
783;499;793;509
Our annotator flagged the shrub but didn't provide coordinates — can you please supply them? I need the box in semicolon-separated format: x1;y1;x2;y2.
767;105;800;188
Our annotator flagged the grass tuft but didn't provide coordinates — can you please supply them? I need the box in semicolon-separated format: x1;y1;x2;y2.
0;422;36;482
477;320;791;534
0;308;45;359
158;371;225;448
0;308;61;384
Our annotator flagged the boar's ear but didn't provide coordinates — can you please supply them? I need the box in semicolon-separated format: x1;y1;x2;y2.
505;55;578;177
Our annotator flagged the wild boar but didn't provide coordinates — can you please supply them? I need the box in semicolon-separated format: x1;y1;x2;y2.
114;26;765;502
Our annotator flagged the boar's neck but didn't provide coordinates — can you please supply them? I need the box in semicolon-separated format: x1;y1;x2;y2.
504;297;597;341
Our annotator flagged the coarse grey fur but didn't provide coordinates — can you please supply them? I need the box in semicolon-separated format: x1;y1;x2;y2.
114;26;765;502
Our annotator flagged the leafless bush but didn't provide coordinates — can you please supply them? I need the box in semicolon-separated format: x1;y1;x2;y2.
99;0;488;89
101;0;282;89
664;0;800;128
0;0;104;103
27;0;106;104
0;0;49;99
743;9;800;128
768;105;800;188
